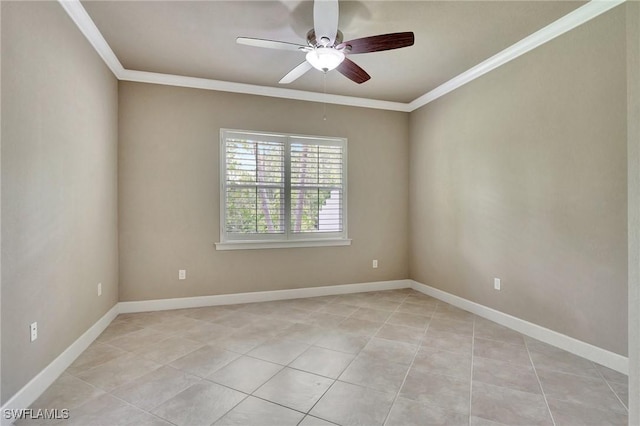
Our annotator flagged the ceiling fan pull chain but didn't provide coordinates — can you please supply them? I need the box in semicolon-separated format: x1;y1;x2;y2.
323;72;327;121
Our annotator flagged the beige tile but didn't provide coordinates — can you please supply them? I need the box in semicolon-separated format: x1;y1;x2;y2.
339;353;409;393
337;317;383;336
169;345;240;377
528;345;599;378
298;415;337;426
422;328;473;354
474;318;525;345
471;382;552;425
432;305;475;323
268;307;312;322
247;337;309;365
152;381;246;426
469;416;509;425
314;330;370;354
473;337;531;366
147;316;208;334
303;312;348;328
292;298;332;312
66;343;128;375
214;396;304;426
211;312;261;328
75;352;161;391
400;368;470;413
107;327;176;353
29;374;104;410
594;364;628;385
397;302;436;316
547;397;628;426
180;321;235;343
349;307;392;322
609;381;628;408
64;394;171;426
180;306;236;322
387;312;430;330
254;368;333;412
95;321;143;343
402;299;439;311
386;396;469;426
361;298;401;311
207;356;283;393
251;317;297;337
135;336;204;364
361;337;418;366
310;381;395;426
290;346;355;379
111;366;201;411
376;323;425;345
536;368;627;414
279;323;328;344
412;347;471;380
210;327;270;353
428;318;474;336
472;356;541;394
320;303;360;316
238;301;279;316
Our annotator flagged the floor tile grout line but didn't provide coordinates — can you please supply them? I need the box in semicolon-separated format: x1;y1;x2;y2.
296;291;413;424
592;362;629;412
380;299;436;425
524;338;557;426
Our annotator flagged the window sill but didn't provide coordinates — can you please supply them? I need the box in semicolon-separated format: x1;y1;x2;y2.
215;239;352;251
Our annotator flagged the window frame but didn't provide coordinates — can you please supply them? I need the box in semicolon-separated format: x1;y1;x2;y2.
216;129;350;250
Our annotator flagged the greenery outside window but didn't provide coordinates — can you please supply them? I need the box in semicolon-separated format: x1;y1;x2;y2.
216;129;349;250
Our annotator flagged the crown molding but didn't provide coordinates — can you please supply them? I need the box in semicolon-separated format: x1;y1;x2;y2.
58;0;625;113
58;0;124;77
409;0;626;111
119;69;411;112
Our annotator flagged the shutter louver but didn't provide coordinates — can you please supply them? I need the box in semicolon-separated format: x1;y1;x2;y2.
224;135;285;235
290;141;343;234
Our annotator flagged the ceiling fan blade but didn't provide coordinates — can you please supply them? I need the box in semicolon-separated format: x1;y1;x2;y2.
279;61;313;84
313;0;339;46
337;32;415;54
336;58;370;84
236;37;308;52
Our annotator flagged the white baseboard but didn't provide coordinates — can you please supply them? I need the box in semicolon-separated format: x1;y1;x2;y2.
410;280;628;375
0;304;119;426
119;279;411;313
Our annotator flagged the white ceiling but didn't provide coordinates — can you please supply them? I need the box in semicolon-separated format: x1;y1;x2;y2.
80;1;586;104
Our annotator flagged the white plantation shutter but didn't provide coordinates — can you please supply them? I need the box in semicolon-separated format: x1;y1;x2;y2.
220;130;347;244
290;139;344;234
223;132;286;238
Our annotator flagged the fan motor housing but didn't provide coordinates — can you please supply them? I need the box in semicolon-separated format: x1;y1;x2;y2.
306;29;344;48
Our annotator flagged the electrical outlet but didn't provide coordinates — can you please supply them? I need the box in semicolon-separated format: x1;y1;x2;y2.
30;322;38;342
179;269;186;280
494;278;501;291
372;260;378;269
98;282;102;296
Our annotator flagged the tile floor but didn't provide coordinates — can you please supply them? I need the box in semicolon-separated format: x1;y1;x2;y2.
17;289;628;425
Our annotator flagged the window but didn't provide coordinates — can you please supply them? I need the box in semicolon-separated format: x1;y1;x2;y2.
216;129;349;250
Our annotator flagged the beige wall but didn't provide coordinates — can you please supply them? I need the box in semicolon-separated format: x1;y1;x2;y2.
1;1;119;403
409;7;628;355
118;82;409;301
627;1;640;422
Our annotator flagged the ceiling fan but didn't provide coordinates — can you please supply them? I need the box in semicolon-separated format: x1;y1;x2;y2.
236;0;415;85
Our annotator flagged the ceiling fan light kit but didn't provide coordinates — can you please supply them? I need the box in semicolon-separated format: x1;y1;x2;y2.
237;0;415;85
306;47;345;72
